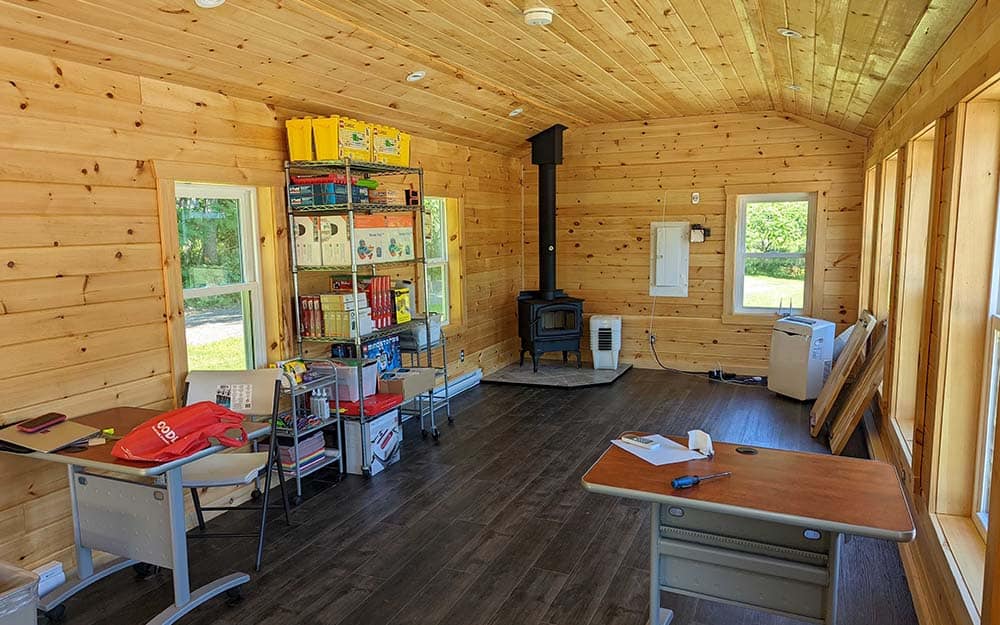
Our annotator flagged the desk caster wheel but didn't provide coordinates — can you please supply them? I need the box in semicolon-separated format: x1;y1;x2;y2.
420;429;427;439
43;605;67;623
431;428;440;441
447;417;454;425
250;489;262;501
225;587;243;607
362;467;372;478
133;562;158;580
291;494;303;506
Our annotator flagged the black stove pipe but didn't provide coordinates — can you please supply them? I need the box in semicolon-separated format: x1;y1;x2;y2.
528;124;567;300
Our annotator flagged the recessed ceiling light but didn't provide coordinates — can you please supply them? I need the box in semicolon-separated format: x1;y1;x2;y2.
787;84;803;92
194;0;225;7
524;7;555;26
508;107;524;117
777;27;802;38
405;70;426;82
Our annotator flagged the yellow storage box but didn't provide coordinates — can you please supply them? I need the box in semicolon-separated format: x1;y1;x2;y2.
285;117;314;161
338;118;372;162
312;116;340;160
373;125;411;167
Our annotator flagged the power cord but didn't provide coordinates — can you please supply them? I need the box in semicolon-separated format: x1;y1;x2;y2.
648;334;767;388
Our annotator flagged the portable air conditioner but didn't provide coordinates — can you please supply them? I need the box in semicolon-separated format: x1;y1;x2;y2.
590;315;622;370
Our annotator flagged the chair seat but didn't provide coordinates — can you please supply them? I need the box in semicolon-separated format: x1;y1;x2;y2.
181;452;269;488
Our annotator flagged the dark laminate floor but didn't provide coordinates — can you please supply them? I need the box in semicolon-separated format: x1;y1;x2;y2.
63;369;917;625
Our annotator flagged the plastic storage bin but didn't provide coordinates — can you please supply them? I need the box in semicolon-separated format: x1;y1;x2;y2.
333;359;378;401
311;116;340;160
338;118;372;161
0;562;39;625
285;118;314;161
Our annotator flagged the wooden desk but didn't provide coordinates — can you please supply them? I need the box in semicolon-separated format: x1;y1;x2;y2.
582;439;915;625
2;406;271;625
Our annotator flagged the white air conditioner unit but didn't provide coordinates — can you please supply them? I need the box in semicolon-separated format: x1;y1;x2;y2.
590;315;622;370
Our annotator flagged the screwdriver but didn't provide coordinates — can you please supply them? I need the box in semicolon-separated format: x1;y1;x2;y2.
671;471;732;489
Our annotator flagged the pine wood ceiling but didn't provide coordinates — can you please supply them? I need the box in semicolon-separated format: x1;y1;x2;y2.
0;0;975;152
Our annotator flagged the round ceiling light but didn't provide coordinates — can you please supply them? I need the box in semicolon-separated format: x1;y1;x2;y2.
777;27;802;38
524;7;554;26
508;107;524;117
786;84;803;92
194;0;226;7
405;70;427;82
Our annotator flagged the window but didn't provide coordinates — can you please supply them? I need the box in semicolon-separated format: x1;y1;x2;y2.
175;183;265;370
423;196;463;326
732;192;815;314
976;314;998;536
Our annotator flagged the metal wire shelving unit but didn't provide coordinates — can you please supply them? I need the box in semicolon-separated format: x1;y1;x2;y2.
285;157;443;476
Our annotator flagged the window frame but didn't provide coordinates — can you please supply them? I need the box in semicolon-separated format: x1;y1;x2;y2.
723;183;826;324
423;196;451;326
175;182;267;369
975;313;999;538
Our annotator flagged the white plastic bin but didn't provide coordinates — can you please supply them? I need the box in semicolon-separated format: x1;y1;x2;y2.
0;562;39;625
333;359;378;401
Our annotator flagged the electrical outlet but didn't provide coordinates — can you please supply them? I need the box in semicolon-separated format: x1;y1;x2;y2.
459;349;465;362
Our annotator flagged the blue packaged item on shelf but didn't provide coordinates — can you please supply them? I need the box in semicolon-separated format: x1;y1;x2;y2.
329;336;401;373
289;194;316;207
289;184;314;197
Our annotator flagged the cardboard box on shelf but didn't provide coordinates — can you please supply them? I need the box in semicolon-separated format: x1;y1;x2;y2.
319;215;351;266
293;216;322;267
343;408;401;476
378;368;435;400
369;187;406;205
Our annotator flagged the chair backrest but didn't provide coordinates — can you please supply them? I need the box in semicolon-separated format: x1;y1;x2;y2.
184;369;285;417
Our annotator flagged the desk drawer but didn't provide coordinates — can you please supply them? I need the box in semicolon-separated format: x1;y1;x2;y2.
658;537;829;621
659;505;830;554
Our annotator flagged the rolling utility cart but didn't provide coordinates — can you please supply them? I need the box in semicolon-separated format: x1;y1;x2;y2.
285;158;438;475
399;328;452;432
274;361;342;503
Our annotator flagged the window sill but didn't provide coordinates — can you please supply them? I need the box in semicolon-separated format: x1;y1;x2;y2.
721;312;784;327
933;513;985;615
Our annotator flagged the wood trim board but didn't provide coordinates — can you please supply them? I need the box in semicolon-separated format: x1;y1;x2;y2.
810;311;877;437
829;320;889;455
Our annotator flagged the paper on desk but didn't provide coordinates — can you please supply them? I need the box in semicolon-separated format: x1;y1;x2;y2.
611;434;706;466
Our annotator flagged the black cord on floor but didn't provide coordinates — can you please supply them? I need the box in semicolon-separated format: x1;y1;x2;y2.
648;336;768;388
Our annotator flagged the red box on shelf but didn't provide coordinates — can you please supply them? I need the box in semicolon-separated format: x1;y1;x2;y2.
336;392;403;417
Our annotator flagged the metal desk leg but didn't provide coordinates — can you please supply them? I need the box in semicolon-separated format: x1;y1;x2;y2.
825;532;843;625
648;503;674;625
146;467;249;625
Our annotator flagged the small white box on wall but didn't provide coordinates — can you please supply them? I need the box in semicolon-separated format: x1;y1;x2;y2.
649;221;689;297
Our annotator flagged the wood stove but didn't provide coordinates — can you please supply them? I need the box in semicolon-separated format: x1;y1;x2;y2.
518;124;584;372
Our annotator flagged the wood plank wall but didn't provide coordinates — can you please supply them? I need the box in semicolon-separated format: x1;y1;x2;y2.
0;45;521;573
864;3;1000;624
522;113;867;374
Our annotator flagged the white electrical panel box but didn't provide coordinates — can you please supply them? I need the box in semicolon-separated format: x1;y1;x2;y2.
649;221;689;297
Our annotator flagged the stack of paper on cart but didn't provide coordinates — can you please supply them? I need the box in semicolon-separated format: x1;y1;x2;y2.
264;431;326;472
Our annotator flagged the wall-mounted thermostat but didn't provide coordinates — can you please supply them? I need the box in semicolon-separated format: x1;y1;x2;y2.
691;192;700;204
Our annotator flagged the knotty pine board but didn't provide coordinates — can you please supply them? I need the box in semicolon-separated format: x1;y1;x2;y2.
0;44;523;572
522;113;866;374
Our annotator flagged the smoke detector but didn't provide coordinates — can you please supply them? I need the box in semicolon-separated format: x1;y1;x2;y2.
509;107;524;117
405;70;426;82
777;27;802;38
524;7;554;26
194;0;225;7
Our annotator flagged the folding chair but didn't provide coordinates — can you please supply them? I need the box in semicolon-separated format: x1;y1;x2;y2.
181;368;292;571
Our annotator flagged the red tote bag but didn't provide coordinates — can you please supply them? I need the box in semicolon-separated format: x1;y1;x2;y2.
111;401;248;463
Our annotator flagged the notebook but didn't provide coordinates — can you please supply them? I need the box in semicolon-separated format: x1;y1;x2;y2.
0;420;100;453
